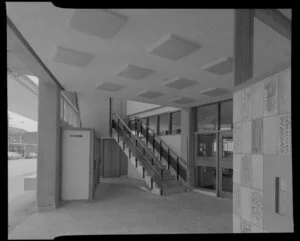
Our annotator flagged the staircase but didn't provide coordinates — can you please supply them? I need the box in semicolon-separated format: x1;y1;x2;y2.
112;114;188;196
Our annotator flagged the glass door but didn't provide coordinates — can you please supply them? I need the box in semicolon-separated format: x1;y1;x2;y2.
218;132;233;198
195;132;217;193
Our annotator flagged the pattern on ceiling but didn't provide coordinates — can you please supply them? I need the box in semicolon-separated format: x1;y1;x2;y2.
6;4;291;108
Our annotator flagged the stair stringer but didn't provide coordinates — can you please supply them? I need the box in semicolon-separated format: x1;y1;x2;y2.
112;131;162;196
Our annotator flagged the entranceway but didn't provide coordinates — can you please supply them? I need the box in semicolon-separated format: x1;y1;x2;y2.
195;132;233;198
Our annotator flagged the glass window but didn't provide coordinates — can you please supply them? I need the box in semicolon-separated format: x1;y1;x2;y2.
148;116;157;134
69;109;74;126
222;168;233;192
159;113;169;135
221;136;233;158
60;97;64;120
171;111;181;134
63;101;68;123
196;104;218;132
220;100;233;131
141;117;147;127
196;166;216;191
197;134;217;157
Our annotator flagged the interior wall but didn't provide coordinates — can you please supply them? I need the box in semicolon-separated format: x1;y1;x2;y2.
160;135;181;157
77;93;126;137
233;67;292;233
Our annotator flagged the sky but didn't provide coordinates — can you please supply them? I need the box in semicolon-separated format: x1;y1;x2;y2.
8;111;38;132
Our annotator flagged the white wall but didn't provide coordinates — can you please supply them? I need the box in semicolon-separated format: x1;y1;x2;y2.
127;100;160;115
160;134;181;157
77;93;126;137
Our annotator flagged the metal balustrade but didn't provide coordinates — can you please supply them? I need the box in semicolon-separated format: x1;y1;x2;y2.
112;114;165;190
128;118;187;183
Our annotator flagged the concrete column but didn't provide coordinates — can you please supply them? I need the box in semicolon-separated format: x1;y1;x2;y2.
37;79;60;211
181;107;196;188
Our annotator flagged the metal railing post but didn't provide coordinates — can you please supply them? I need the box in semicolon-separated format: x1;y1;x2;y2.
152;134;155;153
135;157;138;167
160;141;162;161
146;125;149;145
177;157;179;180
167;149;170;170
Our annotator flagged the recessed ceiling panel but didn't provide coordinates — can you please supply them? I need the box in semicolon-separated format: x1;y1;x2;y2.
164;77;199;90
200;87;230;96
116;64;155;80
138;90;163;99
96;82;125;92
68;9;128;39
172;97;195;104
51;46;94;67
202;57;233;75
148;34;202;61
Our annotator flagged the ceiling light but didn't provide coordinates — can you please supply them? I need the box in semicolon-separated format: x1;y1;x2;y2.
68;9;128;39
164;77;199;90
148;33;201;61
51;46;94;67
116;64;155;80
202;57;233;75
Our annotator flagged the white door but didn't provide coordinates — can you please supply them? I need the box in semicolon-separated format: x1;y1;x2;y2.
62;130;90;200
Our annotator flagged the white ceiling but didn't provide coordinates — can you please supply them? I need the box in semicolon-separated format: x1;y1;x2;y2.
6;4;291;108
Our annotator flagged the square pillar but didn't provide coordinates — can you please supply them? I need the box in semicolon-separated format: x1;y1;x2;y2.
181;107;196;188
37;79;61;211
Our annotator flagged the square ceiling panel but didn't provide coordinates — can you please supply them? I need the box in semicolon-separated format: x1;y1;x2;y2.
138;90;163;99
164;77;199;90
68;9;128;39
97;82;126;92
116;64;155;80
200;87;230;96
202;57;233;75
148;33;202;61
172;97;196;105
51;46;94;67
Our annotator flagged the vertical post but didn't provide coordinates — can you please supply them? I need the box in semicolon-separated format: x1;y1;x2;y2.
135;157;138;167
146;125;149;145
135;117;137;134
37;78;60;211
129;149;131;158
160;141;162;161
169;112;172;135
156;115;160;136
151;158;154;166
168;149;170;170
177;157;179;180
109;98;112;137
143;167;145;178
152;134;155;153
233;9;254;86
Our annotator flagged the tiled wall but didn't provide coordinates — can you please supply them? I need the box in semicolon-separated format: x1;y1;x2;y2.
233;68;293;233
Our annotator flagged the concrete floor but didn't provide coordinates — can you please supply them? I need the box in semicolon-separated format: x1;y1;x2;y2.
8;176;232;239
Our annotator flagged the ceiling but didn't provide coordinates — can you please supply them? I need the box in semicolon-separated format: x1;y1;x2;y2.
6;4;291;108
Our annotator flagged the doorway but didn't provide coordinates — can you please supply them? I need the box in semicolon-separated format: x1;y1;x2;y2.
194;131;233;198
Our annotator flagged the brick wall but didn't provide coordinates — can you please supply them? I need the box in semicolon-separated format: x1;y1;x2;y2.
233;68;292;233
